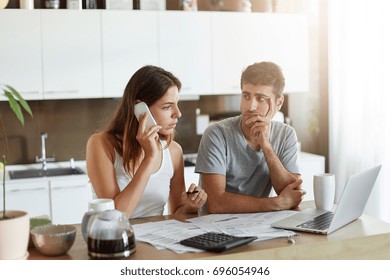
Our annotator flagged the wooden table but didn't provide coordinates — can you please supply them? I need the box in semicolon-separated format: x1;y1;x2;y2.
27;202;390;260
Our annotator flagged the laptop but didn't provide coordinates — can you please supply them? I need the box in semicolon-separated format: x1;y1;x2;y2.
271;165;382;235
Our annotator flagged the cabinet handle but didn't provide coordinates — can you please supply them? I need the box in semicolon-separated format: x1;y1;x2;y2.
52;184;86;190
44;90;79;94
20;91;40;95
9;187;47;192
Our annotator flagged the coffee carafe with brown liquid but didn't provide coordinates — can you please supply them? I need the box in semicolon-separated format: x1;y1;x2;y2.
87;209;135;259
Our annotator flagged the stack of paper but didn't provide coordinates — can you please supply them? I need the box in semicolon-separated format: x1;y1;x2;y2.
133;211;297;254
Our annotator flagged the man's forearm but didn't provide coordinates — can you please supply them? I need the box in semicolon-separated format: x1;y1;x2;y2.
261;144;297;193
206;191;283;213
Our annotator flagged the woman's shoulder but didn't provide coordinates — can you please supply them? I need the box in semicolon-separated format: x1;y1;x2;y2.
87;132;115;157
168;141;183;156
168;141;184;170
88;131;110;146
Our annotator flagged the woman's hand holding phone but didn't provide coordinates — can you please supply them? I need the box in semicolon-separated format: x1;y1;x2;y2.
134;102;158;130
134;102;161;158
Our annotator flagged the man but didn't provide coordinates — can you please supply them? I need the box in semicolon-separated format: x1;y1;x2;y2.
195;61;305;213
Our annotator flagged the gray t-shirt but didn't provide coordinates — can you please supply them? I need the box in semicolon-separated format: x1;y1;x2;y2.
195;116;300;198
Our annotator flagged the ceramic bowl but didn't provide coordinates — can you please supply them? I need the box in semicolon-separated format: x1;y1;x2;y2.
30;224;76;256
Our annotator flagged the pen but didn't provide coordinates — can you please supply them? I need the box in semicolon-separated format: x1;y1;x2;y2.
186;190;199;195
215;217;238;223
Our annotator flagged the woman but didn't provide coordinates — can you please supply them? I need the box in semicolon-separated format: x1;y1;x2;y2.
86;65;207;218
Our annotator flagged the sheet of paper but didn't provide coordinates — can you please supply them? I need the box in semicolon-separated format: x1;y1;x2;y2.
133;219;206;253
187;211;297;240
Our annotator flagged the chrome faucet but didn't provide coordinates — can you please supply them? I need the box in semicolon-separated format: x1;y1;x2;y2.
35;132;55;170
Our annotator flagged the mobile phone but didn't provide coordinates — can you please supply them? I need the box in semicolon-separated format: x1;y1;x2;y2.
134;102;157;130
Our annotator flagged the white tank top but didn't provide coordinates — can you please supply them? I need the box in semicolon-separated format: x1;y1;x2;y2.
114;141;173;218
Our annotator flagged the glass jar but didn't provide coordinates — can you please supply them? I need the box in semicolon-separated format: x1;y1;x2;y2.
45;0;60;9
86;0;97;9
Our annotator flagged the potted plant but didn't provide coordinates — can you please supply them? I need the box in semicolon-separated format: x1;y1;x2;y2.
0;84;33;260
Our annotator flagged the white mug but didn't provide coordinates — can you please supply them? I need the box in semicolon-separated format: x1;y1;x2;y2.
313;173;335;211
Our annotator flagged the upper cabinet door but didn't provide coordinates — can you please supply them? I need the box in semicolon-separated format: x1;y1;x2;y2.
41;10;102;99
261;14;309;93
0;10;43;100
212;12;266;94
212;12;309;95
158;11;212;97
101;11;159;98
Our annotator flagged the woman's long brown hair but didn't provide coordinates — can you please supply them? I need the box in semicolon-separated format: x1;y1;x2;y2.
105;65;181;174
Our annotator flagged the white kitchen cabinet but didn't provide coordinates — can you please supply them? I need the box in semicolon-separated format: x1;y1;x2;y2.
158;11;212;96
0;181;51;218
41;10;102;99
212;12;266;94
0;10;309;100
211;12;309;94
101;10;159;98
50;176;92;225
261;14;309;93
0;10;43;100
4;161;92;223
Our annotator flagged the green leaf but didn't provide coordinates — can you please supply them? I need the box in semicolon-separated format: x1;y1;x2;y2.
5;85;33;117
4;91;24;125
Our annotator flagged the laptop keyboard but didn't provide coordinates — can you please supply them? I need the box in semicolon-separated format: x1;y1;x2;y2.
297;211;334;231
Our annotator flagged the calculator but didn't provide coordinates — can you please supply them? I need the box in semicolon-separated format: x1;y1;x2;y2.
179;232;257;252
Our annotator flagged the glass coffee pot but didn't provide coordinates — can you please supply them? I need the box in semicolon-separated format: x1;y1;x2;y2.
81;198;115;243
87;209;136;259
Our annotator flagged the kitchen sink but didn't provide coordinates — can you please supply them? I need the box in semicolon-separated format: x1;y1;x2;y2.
184;160;196;167
8;167;85;180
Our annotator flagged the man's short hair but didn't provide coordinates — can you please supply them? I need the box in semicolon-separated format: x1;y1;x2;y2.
241;61;285;97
